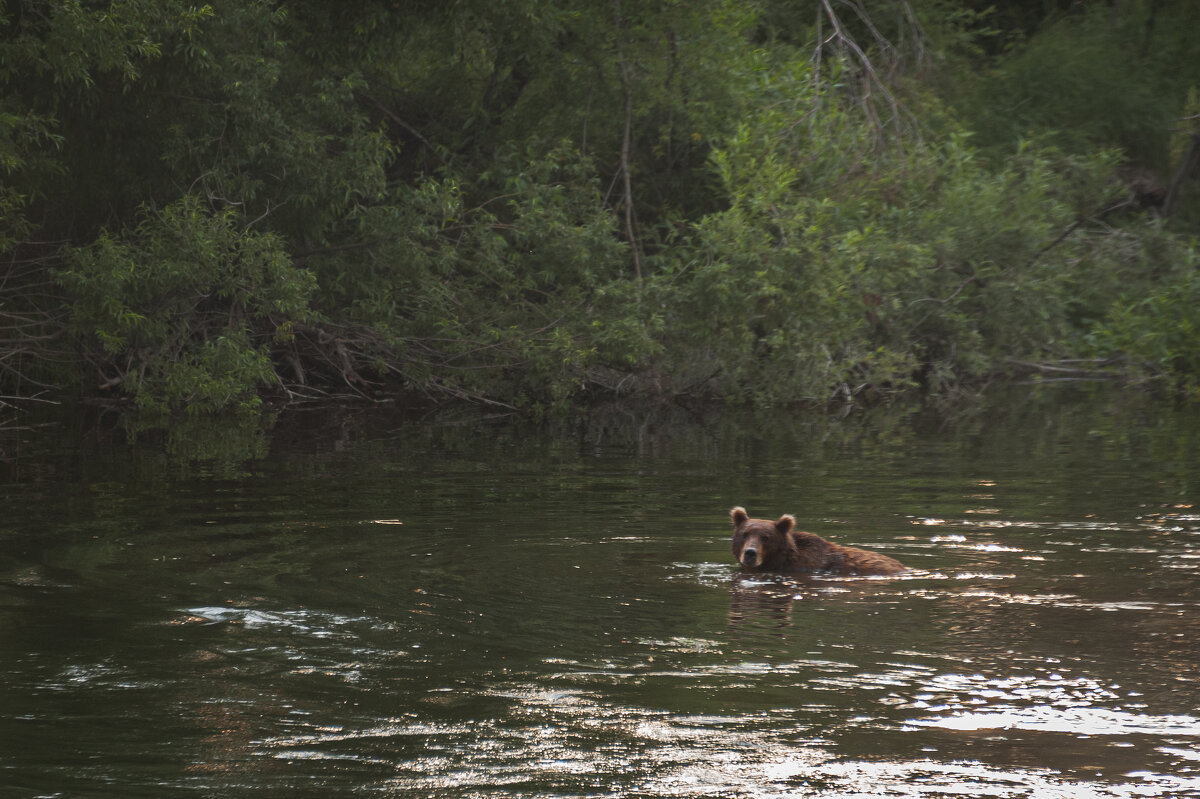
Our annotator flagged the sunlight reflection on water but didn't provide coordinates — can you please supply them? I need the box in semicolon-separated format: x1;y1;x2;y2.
167;537;1200;799
254;671;1200;798
910;707;1200;736
8;394;1200;797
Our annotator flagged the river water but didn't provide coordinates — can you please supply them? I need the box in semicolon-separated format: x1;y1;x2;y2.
2;388;1200;797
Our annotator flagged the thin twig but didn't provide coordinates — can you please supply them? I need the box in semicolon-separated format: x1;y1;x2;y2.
613;0;642;284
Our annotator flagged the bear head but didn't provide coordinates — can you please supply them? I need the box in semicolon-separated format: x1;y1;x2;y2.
730;506;796;570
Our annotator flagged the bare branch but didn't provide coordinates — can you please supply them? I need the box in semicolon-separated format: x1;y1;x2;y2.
1163;131;1200;222
814;0;921;148
613;0;643;284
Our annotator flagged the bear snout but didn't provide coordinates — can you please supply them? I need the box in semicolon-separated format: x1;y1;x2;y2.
739;544;761;567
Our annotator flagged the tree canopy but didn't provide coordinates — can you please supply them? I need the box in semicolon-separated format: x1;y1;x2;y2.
2;0;1199;414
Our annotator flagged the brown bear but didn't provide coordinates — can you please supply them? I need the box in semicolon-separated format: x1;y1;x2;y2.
730;506;905;576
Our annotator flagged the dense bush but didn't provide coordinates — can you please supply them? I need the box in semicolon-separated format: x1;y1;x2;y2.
58;198;314;414
0;0;1197;414
1091;243;1200;393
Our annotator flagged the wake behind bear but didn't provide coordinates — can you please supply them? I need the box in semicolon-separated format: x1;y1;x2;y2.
730;506;905;576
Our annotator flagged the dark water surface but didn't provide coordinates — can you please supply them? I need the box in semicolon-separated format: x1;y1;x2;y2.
3;389;1200;797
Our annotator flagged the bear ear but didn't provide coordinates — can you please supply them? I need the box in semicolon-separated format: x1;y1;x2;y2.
730;507;749;527
775;514;795;534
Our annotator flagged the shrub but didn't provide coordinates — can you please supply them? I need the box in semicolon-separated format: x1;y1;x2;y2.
58;197;315;414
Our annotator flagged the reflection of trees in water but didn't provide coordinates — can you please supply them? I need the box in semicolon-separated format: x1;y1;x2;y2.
125;413;275;479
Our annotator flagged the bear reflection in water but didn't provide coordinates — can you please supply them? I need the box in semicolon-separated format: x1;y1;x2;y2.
729;506;905;576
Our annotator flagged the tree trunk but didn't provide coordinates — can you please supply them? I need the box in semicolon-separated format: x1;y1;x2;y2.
1163;130;1200;222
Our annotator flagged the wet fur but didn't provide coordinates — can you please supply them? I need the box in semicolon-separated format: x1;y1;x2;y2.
730;506;905;576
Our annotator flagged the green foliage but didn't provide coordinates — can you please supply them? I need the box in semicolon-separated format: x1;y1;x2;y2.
2;0;1200;413
58;197;314;414
0;106;58;249
647;85;884;403
1091;245;1200;391
951;2;1200;167
646;55;1135;404
883;141;1128;381
308;141;646;411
